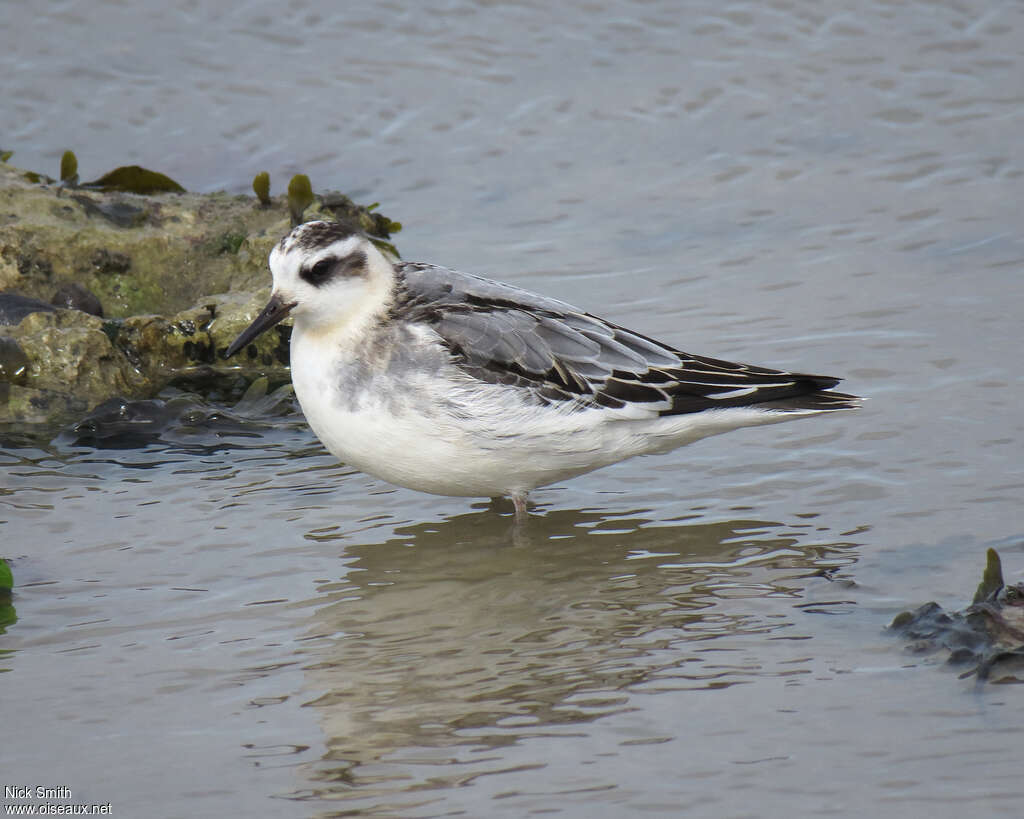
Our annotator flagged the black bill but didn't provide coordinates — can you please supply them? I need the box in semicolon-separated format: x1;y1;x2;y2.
224;294;297;358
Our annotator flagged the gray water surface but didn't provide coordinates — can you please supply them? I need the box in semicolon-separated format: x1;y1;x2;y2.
3;1;1024;816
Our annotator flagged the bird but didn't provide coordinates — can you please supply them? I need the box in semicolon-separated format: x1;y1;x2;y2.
225;220;859;517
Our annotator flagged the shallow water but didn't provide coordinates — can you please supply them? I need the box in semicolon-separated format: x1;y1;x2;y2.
3;1;1024;816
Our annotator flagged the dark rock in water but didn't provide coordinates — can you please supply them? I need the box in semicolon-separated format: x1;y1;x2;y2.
0;292;57;325
890;548;1024;683
51;283;104;317
66;377;295;449
71;396;177;447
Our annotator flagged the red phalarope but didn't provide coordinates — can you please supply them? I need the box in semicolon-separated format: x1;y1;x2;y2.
226;221;859;517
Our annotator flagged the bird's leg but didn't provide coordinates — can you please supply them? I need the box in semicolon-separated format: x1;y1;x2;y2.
512;493;529;519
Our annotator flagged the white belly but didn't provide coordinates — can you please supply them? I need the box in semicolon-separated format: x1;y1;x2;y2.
291;351;582;496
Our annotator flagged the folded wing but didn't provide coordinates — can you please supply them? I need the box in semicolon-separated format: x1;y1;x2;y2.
393;263;859;415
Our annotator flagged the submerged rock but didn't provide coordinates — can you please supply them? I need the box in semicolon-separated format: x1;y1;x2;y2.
889;548;1024;683
65;377;295;449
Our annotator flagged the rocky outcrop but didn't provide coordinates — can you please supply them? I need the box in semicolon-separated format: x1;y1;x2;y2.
0;159;400;428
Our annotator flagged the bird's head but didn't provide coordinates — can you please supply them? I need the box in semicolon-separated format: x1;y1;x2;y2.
225;221;396;357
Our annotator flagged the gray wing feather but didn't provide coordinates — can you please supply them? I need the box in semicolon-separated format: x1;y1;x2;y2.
392;262;859;414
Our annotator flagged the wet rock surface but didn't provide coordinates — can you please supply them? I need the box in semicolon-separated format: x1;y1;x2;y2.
889;548;1024;683
0;159;399;430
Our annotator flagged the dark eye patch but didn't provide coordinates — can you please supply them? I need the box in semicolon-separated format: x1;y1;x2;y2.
300;251;367;287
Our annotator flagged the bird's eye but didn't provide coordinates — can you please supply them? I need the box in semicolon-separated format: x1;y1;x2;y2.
304;258;334;285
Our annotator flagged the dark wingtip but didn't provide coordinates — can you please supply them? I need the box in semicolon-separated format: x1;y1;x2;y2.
762;388;863;412
788;374;861;411
804;374;842;391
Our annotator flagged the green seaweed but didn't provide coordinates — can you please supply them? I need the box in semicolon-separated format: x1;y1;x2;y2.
100;319;123;344
0;557;12;634
60;150;79;186
369;236;401;259
217;231;247;255
0;558;15;631
83;165;186;194
319;191;403;250
287;174;314;226
0;605;14;634
0;150;12;163
973;548;1005;605
252;171;271;206
889;610;914;629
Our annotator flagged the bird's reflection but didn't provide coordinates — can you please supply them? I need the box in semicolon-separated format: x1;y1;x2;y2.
290;506;859;803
